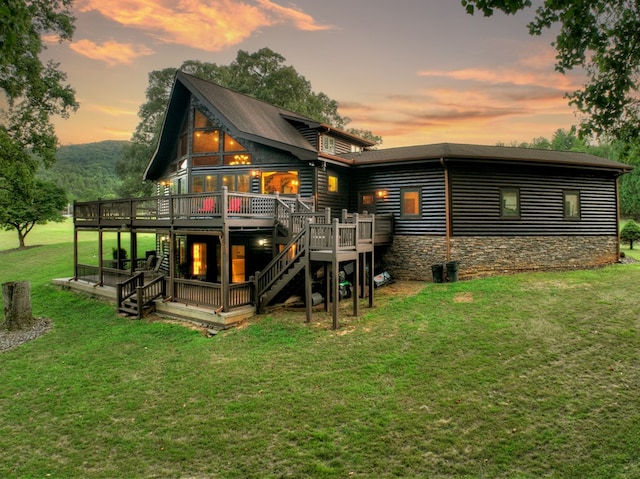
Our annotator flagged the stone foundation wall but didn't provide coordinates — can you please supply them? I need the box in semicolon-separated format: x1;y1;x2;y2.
382;236;448;281
383;235;619;281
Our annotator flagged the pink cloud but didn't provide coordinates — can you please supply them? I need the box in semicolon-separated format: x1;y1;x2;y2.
74;0;334;53
69;39;154;65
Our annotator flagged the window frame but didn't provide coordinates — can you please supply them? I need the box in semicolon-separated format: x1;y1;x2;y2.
320;135;336;154
563;190;581;220
400;187;422;218
500;188;520;219
191;109;251;167
327;174;339;194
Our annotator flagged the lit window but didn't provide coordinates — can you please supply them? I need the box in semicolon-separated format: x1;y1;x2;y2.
500;189;520;218
564;190;580;219
401;188;421;217
223;174;250;193
194;110;214;129
362;194;375;206
193;130;220;153
192;242;207;277
192;175;217;193
224;133;244;152
192;156;217;167
191;108;251;165
261;171;299;195
328;175;338;193
223;154;251;165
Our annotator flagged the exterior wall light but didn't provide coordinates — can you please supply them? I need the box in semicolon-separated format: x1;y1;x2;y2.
376;190;388;200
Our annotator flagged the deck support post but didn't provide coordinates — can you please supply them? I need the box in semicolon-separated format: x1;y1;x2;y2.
304;220;312;323
98;230;104;285
324;263;330;313
369;250;374;308
332;218;339;330
353;255;359;317
221;226;230;313
73;226;78;281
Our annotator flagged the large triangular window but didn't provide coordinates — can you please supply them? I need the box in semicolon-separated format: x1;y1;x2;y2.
192;109;251;165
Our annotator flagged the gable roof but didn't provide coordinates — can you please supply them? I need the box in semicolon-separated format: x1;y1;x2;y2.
341;143;632;173
144;72;373;180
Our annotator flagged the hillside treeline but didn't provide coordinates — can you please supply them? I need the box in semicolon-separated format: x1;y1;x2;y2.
39;140;127;202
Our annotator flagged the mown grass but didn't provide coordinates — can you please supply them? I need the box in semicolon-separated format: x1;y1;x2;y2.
0;225;639;478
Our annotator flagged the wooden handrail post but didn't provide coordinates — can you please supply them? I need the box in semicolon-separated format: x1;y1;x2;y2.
222;186;229;223
136;286;143;320
253;272;260;312
353;213;359;245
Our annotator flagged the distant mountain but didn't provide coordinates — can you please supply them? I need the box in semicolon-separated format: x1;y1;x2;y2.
39;140;129;202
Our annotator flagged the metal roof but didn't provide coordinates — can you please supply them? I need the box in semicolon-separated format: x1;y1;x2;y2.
178;72;318;158
342;143;632;172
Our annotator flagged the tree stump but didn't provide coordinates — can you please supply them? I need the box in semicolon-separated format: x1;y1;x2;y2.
2;281;34;331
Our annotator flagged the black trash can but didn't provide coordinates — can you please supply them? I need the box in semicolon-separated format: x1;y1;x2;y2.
446;261;459;282
431;263;444;283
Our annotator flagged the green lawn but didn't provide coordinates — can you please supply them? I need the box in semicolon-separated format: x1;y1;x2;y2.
0;224;639;478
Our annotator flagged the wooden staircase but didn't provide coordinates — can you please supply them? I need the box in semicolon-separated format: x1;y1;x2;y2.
255;228;308;313
117;273;166;319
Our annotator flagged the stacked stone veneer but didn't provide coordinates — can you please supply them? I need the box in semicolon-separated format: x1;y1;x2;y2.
383;235;619;281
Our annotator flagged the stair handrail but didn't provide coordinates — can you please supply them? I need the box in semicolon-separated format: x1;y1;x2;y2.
116;272;144;310
134;276;167;319
274;197;294;233
255;225;308;300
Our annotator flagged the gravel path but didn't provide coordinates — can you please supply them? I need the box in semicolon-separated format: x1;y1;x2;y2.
0;318;51;352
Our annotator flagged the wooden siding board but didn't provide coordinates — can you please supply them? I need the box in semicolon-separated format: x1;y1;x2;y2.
450;164;618;236
316;167;351;215
353;166;447;235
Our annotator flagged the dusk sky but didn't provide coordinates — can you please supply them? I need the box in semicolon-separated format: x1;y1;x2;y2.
42;0;586;148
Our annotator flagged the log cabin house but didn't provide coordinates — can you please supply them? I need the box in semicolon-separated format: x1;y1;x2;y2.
67;72;632;328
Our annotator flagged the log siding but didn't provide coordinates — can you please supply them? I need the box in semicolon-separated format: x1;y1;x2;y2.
353;165;446;235
449;163;619;236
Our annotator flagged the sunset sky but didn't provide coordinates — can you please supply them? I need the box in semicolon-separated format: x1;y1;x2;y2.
42;0;585;148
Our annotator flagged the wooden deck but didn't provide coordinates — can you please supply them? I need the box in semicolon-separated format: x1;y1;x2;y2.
72;189;394;326
74;189;315;230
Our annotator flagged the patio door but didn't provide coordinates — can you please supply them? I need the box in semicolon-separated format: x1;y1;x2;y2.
231;245;246;283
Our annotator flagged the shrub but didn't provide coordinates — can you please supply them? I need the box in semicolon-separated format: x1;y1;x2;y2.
621;219;640;249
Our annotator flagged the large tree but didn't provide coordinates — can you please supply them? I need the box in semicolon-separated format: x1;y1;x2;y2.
0;130;68;248
1;0;78;167
0;0;77;246
117;48;381;197
461;0;640;142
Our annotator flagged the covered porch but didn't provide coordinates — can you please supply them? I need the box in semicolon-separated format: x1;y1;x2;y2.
68;188;394;328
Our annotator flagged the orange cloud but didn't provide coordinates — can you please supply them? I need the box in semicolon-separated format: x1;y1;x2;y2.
69;39;154;65
255;0;335;31
75;0;334;53
91;104;138;116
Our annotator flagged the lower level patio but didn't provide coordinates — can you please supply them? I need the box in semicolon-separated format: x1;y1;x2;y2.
52;276;255;329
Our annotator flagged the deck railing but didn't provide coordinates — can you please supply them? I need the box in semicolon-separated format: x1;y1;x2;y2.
172;279;253;310
74;188;315;226
173;279;222;307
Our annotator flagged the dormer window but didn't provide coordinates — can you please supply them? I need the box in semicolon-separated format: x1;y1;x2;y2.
320;135;336;154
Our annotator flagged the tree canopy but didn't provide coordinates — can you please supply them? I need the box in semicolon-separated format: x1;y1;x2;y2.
461;0;640;142
117;48;381;197
0;0;77;247
1;0;78;167
621;219;640;249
